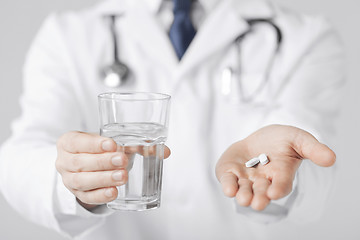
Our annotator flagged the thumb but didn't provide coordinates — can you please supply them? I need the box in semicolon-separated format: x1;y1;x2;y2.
293;130;336;167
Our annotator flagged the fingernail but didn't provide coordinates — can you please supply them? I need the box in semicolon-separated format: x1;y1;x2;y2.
111;155;124;167
105;188;113;198
112;171;124;181
102;140;113;152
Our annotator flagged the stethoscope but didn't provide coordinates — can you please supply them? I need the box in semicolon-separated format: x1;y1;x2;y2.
102;15;129;88
102;16;282;102
221;19;282;103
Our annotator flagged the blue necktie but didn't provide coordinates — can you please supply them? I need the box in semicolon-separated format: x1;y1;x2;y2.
169;0;196;60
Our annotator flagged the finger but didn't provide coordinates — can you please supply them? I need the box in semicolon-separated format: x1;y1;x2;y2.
235;178;253;206
164;146;171;159
251;178;271;211
64;170;128;191
267;173;293;200
219;172;239;197
293;130;336;167
58;131;117;154
66;152;128;172
75;187;118;205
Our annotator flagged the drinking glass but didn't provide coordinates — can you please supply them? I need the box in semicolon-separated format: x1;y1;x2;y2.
98;92;171;211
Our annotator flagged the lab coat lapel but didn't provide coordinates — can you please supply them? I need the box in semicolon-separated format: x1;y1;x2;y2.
178;0;249;75
123;6;178;71
95;0;275;77
178;0;275;76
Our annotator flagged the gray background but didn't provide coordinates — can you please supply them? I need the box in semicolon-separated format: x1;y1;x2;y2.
0;0;359;239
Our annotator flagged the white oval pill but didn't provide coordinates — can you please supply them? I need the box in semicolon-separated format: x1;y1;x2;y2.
259;153;269;165
245;157;260;168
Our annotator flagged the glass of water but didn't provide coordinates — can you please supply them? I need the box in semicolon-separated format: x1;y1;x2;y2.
98;92;171;211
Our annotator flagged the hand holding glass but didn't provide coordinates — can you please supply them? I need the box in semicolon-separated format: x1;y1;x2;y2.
98;92;171;211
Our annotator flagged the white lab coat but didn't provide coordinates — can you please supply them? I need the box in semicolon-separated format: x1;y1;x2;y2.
0;0;345;239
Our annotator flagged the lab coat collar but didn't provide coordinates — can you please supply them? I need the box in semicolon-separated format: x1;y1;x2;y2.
177;0;276;75
143;0;220;15
94;0;127;16
235;0;275;19
93;0;276;74
94;0;275;18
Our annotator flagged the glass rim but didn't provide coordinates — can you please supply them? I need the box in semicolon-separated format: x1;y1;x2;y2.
98;92;171;101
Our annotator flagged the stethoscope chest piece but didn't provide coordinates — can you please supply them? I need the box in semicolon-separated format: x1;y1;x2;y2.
102;61;129;88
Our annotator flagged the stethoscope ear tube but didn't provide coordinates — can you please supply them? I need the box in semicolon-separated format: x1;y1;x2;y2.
102;15;130;88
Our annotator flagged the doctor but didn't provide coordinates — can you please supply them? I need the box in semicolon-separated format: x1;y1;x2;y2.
0;0;345;239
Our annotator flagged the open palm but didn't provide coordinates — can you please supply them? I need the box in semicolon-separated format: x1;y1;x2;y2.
215;125;336;211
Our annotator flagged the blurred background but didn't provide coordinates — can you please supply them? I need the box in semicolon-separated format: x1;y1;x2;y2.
0;0;359;239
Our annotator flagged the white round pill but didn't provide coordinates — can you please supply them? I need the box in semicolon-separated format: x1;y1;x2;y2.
259;153;269;165
245;157;260;168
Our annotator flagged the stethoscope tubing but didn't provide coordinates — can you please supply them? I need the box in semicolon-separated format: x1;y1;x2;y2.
110;15;120;63
224;18;282;103
102;16;282;104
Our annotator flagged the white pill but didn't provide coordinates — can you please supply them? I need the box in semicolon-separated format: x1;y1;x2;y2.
245;157;260;168
259;153;269;165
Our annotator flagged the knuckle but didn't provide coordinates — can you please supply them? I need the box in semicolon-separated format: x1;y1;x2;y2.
71;155;83;172
71;173;84;190
55;157;65;173
60;173;72;189
67;132;81;149
56;134;67;150
96;155;107;170
66;131;87;153
57;132;77;150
